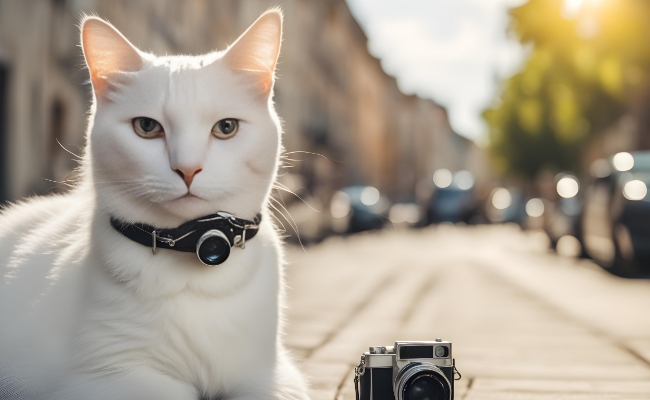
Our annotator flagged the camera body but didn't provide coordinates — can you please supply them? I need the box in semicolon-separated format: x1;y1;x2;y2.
356;340;456;400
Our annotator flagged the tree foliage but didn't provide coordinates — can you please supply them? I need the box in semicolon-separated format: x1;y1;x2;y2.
484;0;650;178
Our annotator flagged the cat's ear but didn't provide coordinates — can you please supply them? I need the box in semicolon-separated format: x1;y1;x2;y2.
222;10;283;95
80;17;143;96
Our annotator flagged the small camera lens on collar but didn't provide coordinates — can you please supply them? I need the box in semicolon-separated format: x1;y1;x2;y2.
196;229;231;266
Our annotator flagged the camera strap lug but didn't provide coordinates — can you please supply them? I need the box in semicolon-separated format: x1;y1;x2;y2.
353;355;366;400
453;358;462;381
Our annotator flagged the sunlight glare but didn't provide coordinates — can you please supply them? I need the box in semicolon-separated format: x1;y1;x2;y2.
563;0;606;19
564;0;584;17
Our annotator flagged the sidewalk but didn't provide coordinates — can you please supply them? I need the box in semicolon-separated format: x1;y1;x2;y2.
283;226;650;400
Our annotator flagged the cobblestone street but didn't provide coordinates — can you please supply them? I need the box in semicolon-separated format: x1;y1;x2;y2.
283;226;650;400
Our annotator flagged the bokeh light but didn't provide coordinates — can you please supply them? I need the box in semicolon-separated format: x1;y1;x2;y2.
433;169;453;188
492;188;512;210
360;186;380;206
623;180;647;201
389;204;420;224
454;170;475;190
590;159;612;178
330;191;351;218
613;152;634;172
525;198;545;217
557;176;579;198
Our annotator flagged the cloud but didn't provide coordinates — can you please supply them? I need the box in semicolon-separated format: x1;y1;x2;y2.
346;0;527;143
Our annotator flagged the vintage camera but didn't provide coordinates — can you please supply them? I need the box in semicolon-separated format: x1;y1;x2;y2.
354;340;459;400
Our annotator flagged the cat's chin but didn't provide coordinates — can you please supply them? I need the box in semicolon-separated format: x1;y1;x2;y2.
158;195;215;222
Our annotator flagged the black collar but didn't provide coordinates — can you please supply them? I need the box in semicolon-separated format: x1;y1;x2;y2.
110;212;262;264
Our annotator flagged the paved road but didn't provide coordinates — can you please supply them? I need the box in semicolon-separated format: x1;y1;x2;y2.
282;225;650;400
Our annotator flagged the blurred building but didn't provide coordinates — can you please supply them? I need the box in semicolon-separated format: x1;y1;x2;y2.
0;0;482;205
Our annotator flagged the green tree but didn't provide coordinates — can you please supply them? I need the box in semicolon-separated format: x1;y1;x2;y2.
485;0;650;179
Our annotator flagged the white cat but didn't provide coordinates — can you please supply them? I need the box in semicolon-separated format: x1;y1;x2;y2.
0;10;309;400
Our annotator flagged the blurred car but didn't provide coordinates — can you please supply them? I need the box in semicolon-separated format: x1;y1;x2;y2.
426;186;476;224
426;169;477;224
581;152;650;277
485;186;526;224
329;186;390;234
540;173;585;256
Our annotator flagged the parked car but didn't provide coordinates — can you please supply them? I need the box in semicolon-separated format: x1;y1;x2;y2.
541;173;585;256
426;169;477;224
581;152;650;277
485;187;526;224
426;186;476;224
329;186;390;234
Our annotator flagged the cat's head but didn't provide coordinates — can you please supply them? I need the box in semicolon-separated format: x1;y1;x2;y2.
81;11;283;227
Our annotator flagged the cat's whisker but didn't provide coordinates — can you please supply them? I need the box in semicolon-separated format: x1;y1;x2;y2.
40;178;77;190
279;157;304;163
56;138;84;160
267;202;288;234
282;150;341;164
269;196;298;230
271;183;321;213
268;196;305;250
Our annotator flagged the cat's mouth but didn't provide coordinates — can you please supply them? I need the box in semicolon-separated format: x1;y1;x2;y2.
162;192;204;203
157;191;213;220
177;192;203;200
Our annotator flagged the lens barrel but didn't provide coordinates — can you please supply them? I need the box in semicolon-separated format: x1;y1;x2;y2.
394;363;451;400
196;230;231;265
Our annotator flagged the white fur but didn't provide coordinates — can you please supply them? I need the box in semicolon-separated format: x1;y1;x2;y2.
0;11;308;400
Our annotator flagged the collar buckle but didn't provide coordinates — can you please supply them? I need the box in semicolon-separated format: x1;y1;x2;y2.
234;231;247;249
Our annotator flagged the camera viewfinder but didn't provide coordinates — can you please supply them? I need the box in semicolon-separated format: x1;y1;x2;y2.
399;345;433;359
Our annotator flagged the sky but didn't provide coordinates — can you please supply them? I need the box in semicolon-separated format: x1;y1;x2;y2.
345;0;528;144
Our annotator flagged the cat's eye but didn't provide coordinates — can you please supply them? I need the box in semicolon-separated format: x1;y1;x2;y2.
211;119;239;139
132;117;164;138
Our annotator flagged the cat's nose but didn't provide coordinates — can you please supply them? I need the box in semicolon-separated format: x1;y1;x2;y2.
175;167;202;188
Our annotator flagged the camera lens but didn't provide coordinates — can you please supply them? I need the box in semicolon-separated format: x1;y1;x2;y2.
196;230;231;265
395;363;451;400
406;374;450;400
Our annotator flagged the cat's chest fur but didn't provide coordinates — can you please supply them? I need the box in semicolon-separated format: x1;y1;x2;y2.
0;194;282;396
74;218;281;393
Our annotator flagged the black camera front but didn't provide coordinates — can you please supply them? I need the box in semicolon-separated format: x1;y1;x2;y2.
196;230;231;265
